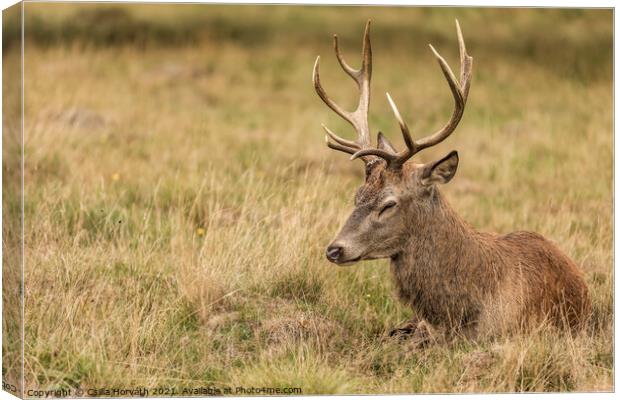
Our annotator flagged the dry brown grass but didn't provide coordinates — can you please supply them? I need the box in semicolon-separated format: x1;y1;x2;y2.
2;4;612;394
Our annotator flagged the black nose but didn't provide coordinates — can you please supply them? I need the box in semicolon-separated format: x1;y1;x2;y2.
326;246;342;262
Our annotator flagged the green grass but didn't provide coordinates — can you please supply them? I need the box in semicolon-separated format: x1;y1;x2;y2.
4;4;613;394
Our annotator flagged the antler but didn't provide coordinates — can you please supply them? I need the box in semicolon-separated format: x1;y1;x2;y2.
351;20;473;169
313;20;374;161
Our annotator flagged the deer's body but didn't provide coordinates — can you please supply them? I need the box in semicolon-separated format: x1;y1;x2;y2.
388;181;589;337
313;20;590;340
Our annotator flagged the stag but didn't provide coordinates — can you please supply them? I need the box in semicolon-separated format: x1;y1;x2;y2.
313;20;590;340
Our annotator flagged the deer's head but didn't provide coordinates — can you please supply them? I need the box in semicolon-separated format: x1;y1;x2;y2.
313;20;472;265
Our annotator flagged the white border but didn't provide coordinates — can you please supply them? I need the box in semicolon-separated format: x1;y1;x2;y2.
0;2;614;400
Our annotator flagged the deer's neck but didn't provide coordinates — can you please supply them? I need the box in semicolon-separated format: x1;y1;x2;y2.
391;188;495;326
405;188;480;259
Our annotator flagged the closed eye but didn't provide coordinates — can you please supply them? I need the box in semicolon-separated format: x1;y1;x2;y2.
379;200;397;216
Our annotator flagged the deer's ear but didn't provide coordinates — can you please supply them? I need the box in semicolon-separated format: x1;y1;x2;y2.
421;151;459;185
377;132;397;153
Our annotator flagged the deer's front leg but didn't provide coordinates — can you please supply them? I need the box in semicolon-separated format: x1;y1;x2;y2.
388;317;439;347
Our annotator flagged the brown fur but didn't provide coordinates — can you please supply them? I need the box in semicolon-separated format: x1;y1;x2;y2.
327;160;591;339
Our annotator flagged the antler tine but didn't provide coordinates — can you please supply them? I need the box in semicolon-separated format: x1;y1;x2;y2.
350;147;396;162
350;93;414;166
314;20;373;161
322;124;360;149
333;35;358;82
413;19;473;153
313;56;356;128
325;135;358;156
386;93;415;162
456;20;472;101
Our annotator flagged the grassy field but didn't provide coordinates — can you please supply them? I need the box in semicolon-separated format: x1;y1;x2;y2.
4;4;613;394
